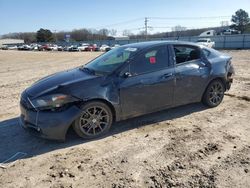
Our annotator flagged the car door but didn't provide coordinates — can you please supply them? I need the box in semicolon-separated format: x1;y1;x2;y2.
118;45;175;118
172;45;211;106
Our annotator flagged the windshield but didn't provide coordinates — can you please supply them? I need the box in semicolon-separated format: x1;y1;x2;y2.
84;46;138;74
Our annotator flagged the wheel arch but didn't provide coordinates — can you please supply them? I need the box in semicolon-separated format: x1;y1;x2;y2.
202;77;226;99
79;98;117;122
64;98;117;140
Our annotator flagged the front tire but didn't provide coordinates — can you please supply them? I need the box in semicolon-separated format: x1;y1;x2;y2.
73;101;113;139
202;80;225;107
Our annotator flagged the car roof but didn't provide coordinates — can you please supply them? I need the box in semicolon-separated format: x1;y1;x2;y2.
121;40;201;49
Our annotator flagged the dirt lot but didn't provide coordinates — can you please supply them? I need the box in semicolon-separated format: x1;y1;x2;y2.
0;50;249;188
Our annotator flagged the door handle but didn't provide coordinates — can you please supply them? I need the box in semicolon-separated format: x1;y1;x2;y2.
199;62;208;68
162;73;173;79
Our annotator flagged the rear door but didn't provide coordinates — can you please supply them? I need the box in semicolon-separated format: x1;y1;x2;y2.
118;45;175;118
171;45;210;105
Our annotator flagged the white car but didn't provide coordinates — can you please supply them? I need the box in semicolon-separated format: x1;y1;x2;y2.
111;44;120;49
196;38;215;48
221;29;241;35
18;44;32;51
7;45;18;50
48;44;58;51
100;44;110;52
30;44;41;51
78;43;89;51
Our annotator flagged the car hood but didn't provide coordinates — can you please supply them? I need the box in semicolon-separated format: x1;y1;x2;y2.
26;68;100;98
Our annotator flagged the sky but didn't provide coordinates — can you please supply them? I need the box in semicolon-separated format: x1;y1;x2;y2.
0;0;250;35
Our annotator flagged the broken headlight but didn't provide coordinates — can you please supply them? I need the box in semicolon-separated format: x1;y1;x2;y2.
31;94;79;110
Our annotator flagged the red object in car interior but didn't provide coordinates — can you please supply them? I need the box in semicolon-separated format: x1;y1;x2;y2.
149;57;156;64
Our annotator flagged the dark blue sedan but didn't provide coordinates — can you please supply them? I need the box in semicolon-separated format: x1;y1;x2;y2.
19;41;234;140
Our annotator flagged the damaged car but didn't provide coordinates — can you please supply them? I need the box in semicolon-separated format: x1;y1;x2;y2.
19;41;234;141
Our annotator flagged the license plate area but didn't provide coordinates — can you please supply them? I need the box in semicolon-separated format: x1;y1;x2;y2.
20;104;37;126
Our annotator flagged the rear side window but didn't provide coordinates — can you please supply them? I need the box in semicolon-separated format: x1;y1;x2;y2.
202;47;221;59
202;49;211;57
129;45;169;75
173;45;201;64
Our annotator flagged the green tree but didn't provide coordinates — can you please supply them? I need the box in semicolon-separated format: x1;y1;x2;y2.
71;29;90;41
231;9;250;33
36;28;54;42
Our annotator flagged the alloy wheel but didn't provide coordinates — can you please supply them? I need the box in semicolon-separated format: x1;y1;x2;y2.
208;82;224;105
79;106;110;136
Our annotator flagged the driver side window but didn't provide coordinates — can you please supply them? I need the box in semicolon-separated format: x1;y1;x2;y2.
128;45;169;75
173;45;201;64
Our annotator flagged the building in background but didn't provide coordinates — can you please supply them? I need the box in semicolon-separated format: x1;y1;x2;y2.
0;38;24;48
107;35;129;41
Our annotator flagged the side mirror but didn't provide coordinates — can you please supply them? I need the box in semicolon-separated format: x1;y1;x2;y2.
123;72;132;78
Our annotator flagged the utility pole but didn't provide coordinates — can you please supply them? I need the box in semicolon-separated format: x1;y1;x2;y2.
54;30;57;43
145;17;148;40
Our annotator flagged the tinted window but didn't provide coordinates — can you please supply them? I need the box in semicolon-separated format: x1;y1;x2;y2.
173;45;201;64
129;45;169;75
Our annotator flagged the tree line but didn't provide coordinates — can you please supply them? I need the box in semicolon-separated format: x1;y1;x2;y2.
0;28;114;43
1;9;250;43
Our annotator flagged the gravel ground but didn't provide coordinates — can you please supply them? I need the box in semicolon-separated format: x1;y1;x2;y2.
0;50;249;188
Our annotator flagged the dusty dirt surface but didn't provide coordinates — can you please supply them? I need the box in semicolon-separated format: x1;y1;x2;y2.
0;50;249;188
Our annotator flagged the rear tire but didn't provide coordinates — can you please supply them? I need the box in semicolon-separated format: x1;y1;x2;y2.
202;80;225;107
73;101;113;139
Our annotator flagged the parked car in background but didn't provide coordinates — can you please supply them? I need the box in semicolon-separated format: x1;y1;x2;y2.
86;44;100;51
38;45;44;51
85;44;94;51
78;43;89;51
30;44;41;51
19;41;234;141
196;38;215;48
18;45;32;51
41;44;49;51
7;45;18;50
100;44;110;52
221;29;241;35
92;44;100;51
111;44;120;49
41;44;58;51
68;45;79;52
1;45;9;50
63;46;71;51
57;46;63;51
48;44;58;51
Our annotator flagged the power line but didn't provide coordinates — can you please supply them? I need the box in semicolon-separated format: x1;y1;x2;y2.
95;18;144;29
145;17;148;39
95;15;230;30
149;16;231;20
91;15;232;35
150;26;172;29
93;15;231;30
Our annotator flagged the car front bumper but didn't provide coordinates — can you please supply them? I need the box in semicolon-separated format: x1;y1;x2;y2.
19;104;82;141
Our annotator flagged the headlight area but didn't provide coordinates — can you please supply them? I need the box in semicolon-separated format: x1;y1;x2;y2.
31;94;80;112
